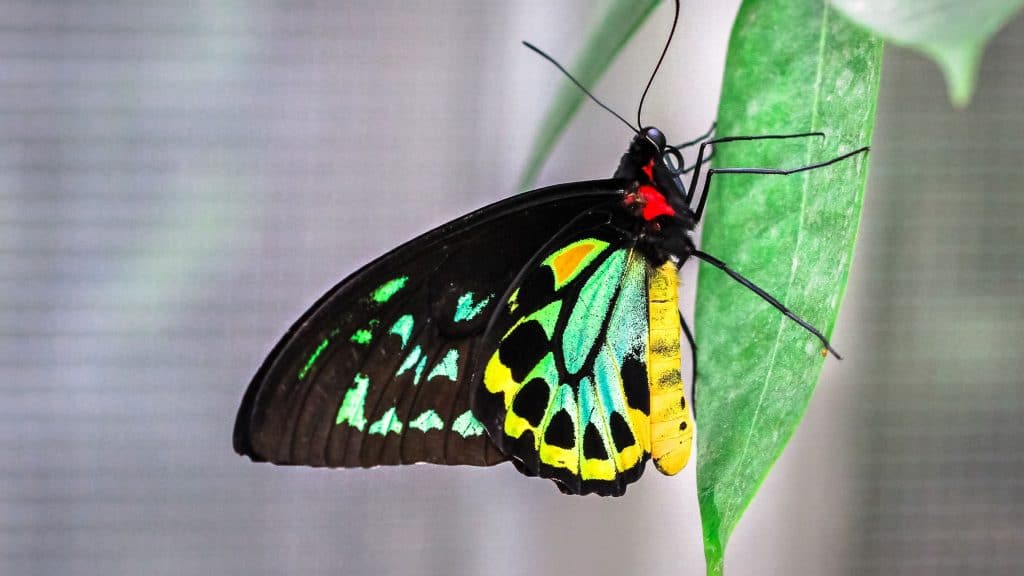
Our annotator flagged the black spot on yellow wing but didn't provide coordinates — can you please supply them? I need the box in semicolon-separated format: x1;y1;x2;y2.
544;411;575;449
499;321;549;381
511;429;539;469
620;356;650;415
512;378;549;428
609;412;635;449
583;423;609;460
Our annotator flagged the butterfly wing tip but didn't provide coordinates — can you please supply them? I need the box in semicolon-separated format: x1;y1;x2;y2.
239;452;268;463
232;419;270;462
233;439;264;461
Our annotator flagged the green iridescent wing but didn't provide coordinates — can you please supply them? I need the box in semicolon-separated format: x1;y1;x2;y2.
234;181;623;468
472;214;657;496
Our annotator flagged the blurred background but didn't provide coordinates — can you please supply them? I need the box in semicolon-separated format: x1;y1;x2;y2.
2;1;1023;575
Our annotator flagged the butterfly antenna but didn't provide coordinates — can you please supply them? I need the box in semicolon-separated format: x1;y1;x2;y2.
522;41;639;136
636;0;680;129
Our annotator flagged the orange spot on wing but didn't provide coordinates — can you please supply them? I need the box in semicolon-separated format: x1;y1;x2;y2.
551;243;598;287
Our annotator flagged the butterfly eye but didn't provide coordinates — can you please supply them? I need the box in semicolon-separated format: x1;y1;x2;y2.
642;126;667;151
661;146;685;175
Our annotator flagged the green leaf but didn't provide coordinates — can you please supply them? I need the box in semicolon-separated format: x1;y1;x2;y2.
830;0;1024;107
519;0;660;189
694;2;882;574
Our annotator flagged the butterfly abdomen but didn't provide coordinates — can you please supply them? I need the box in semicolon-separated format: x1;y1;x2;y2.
646;261;693;475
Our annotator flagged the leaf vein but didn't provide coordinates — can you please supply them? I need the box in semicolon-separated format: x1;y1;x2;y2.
721;0;832;529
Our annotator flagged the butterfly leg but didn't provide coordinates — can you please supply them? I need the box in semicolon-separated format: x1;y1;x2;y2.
663;123;717;197
678;310;698;417
668;123;718;195
674;121;717;149
691;145;869;222
693;250;842;359
683;131;832;207
680;149;714;175
680;130;822;176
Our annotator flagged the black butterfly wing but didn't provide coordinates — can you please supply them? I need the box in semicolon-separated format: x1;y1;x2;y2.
234;180;625;469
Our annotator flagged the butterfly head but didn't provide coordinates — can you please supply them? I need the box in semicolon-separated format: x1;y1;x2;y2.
641;125;667;152
617;127;697;264
619;128;695;218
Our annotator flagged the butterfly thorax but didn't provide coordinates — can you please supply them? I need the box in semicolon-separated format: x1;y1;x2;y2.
615;127;696;267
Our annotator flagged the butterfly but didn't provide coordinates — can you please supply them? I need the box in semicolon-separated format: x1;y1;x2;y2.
232;1;867;497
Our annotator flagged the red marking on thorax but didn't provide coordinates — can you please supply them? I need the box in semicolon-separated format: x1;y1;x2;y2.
638;160;675;221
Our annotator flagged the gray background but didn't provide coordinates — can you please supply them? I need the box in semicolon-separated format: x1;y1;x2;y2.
2;1;1023;575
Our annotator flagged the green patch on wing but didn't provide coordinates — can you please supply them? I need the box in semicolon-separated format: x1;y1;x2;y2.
409;410;445;432
516;301;562;340
298;338;330;380
453;292;492;322
563;249;627;374
335;373;370;430
396;345;427;385
452;410;484;438
350;329;373;345
371;276;408;303
368;407;403;436
506;288;520;313
427;349;460;382
389;314;415;348
350;319;379;346
299;328;343;378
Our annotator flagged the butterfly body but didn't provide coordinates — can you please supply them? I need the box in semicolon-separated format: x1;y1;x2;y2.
235;127;697;496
